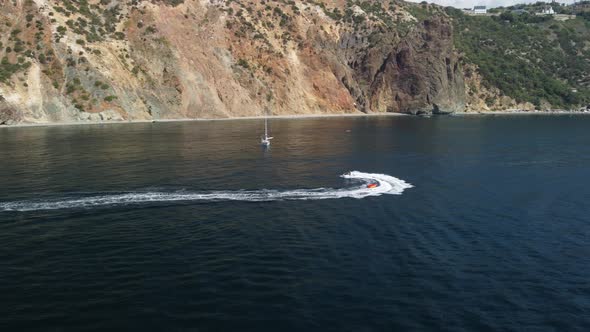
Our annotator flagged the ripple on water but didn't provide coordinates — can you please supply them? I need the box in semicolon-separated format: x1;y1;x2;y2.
2;117;590;330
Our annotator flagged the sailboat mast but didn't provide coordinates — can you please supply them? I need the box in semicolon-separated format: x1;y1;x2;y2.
264;117;268;137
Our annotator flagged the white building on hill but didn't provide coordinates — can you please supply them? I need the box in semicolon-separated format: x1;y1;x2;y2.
473;6;487;14
540;6;555;15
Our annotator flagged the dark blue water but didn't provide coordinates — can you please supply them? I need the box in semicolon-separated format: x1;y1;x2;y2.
1;115;589;331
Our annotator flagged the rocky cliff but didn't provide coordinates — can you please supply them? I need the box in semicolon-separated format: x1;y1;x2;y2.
0;0;479;124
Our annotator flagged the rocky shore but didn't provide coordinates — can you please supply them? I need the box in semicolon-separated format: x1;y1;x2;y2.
462;108;590;115
4;109;590;129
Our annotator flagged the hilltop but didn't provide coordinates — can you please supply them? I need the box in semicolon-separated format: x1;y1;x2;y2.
448;2;590;110
0;0;588;125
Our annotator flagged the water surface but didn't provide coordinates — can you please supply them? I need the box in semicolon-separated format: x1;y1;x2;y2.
1;115;589;331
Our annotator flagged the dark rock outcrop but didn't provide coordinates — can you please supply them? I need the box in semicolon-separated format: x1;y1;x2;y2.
0;96;21;125
340;16;465;114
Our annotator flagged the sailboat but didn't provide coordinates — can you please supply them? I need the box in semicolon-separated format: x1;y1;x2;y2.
261;116;273;147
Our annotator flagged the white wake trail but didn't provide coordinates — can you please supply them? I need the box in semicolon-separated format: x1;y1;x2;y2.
0;172;413;212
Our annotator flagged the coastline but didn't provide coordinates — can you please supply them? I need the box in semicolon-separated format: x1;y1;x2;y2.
0;112;408;129
459;110;590;116
1;110;589;129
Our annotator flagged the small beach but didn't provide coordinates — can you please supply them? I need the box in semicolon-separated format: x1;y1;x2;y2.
3;109;590;129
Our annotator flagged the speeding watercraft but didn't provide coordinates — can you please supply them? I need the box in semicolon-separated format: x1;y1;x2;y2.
366;183;379;189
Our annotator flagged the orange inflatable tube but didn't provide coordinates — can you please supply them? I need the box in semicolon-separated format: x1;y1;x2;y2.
367;183;378;189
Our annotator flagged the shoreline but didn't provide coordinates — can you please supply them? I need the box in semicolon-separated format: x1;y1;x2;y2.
1;110;589;129
458;110;590;116
0;112;407;129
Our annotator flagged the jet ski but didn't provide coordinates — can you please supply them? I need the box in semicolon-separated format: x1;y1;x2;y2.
366;183;379;189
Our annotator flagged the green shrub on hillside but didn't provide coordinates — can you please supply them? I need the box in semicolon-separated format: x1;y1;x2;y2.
448;9;590;108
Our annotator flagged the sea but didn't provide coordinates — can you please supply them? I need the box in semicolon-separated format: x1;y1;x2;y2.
1;115;589;331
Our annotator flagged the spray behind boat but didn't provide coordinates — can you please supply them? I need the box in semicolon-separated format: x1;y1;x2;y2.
1;172;413;211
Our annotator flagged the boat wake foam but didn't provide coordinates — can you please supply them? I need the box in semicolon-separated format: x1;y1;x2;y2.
0;171;413;212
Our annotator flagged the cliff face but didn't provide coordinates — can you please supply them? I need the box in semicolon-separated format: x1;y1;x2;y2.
360;17;465;114
0;0;468;124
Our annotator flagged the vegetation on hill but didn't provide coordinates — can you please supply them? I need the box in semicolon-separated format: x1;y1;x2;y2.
447;5;590;109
